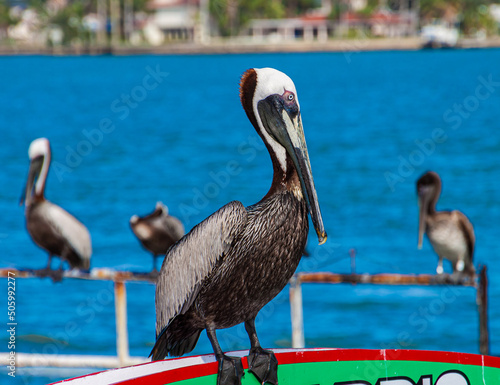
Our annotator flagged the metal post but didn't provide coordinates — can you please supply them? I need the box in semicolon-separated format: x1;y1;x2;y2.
478;266;489;355
115;280;130;365
289;276;305;349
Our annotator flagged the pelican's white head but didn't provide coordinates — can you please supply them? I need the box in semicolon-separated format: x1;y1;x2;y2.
156;201;168;215
28;138;50;160
252;68;300;112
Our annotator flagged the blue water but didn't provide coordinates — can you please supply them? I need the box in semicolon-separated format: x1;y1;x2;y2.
1;48;500;384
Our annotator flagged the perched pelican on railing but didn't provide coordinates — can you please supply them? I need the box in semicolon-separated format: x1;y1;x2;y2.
20;138;92;273
150;68;327;385
417;171;475;276
130;202;184;272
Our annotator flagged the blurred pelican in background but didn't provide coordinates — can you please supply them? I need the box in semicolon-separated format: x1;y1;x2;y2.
20;138;92;274
417;171;475;276
130;202;184;272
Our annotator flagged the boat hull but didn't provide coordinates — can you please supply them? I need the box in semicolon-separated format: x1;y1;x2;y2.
50;348;500;384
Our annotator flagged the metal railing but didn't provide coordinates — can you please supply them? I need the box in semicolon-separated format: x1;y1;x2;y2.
289;265;489;355
0;263;490;371
0;267;155;369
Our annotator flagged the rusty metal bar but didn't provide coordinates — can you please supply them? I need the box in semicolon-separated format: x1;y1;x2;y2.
297;272;476;286
478;266;490;355
0;267;157;283
293;269;485;355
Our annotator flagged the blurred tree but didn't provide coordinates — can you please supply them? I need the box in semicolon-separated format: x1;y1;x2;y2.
358;0;378;17
50;1;87;44
461;0;496;35
24;0;151;46
131;0;149;12
27;0;93;44
0;0;17;38
420;0;496;36
285;0;319;17
328;0;345;21
419;0;460;20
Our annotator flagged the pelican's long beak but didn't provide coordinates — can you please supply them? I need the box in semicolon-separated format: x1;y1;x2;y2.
258;98;327;245
20;157;43;207
417;188;430;249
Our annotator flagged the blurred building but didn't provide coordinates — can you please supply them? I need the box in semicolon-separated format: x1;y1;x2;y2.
247;0;418;41
7;7;44;44
248;0;333;41
248;0;418;41
342;9;417;37
147;0;200;41
249;15;332;42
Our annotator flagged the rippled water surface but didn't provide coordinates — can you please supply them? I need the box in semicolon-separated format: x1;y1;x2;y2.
1;48;500;384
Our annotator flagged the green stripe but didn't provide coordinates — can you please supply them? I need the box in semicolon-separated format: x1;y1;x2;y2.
172;360;500;384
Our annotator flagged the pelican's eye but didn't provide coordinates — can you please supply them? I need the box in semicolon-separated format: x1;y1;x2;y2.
283;90;295;103
282;90;298;117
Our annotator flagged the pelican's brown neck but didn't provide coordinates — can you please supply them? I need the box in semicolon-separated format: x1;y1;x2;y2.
427;188;440;215
426;178;442;215
417;172;443;217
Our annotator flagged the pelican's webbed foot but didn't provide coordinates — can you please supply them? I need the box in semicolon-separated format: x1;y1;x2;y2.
248;347;278;385
217;354;244;385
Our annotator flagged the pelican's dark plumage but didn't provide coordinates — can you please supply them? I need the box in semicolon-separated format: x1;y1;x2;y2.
130;202;185;271
417;171;475;275
150;68;327;385
20;138;92;271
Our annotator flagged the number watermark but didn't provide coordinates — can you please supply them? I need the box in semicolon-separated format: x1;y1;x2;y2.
7;271;16;378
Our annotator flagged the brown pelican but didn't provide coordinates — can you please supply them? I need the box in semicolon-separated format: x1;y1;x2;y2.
130;202;185;272
150;68;327;385
417;171;475;275
20;138;92;272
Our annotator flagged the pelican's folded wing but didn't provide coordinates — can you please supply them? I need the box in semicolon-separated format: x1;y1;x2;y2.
454;210;475;259
155;201;248;336
43;202;92;268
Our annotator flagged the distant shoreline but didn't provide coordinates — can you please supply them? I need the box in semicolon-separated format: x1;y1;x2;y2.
2;36;500;56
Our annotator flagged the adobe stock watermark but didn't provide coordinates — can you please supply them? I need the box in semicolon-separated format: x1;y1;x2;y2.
385;74;500;192
178;134;266;227
52;65;169;182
